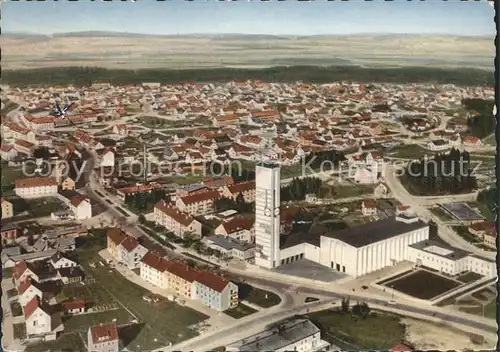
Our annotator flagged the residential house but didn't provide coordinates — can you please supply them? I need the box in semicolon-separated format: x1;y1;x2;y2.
214;217;254;242
140;251;171;290
62;300;86;315
15;177;58;198
463;136;482;148
192;271;239;312
98;148;115;168
203;235;256;261
361;199;377;216
1;223;20;245
60;177;76;191
113;124;129;136
12;261;40;287
221;181;256;203
69;195;93;220
176;189;219;216
1;197;14;219
24;296;63;337
427;139;450;151
14;139;36;156
106;228;128;259
87;322;119;352
153;201;203;238
165;260;197;299
0;144;18;161
50;252;78;269
116;236;148;269
57;266;85;284
373;182;391;199
18;278;44;306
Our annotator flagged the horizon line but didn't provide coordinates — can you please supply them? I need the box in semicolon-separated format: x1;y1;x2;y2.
3;30;494;38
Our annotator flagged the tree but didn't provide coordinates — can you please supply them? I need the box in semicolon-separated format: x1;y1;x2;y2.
138;214;146;224
341;297;350;313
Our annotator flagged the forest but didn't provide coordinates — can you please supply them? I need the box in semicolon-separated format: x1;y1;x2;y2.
464;99;496;139
403;148;477;196
281;177;323;202
1;65;494;87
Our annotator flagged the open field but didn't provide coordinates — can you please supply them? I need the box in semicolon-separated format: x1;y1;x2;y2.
224;303;258;319
388;144;435;159
1;34;494;70
307;309;405;350
63;309;134;333
25;333;86;352
384;270;461;300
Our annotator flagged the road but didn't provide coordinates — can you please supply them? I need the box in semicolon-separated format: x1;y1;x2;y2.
161;272;497;352
383;163;495;259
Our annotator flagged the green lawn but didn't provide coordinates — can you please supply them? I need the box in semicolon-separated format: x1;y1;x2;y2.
224;303;258;319
25;332;86;352
63;309;134;333
19;197;68;218
455;272;483;284
1;164;25;194
389;144;435;159
13;323;26;340
3;267;14;279
10;301;23;317
459;299;497;320
307;309;405;350
73;242;208;350
7;288;18;299
240;284;281;308
332;185;374;198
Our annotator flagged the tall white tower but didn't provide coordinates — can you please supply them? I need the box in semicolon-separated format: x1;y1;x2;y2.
254;162;281;269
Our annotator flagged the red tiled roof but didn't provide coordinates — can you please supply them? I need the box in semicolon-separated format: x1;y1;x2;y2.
90;322;119;344
222;217;254;234
62;299;86;310
167;260;199;283
120;236;139;252
194;270;230;293
23;296;51;319
155;201;195;227
226;181;255;194
70;195;88;207
15;177;57;189
141;251;172;272
106;228;127;246
14;139;35;149
179;189;219;205
13;260;28;280
362;199;377;208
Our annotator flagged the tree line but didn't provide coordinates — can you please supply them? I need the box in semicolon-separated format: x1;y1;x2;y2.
464;99;495;139
214;195;254;214
404;148;477;196
1;66;494;87
281;177;323;202
124;189;168;212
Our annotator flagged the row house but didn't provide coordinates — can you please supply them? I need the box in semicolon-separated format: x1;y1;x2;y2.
213;114;240;127
15;177;58;198
214;216;254;242
115;183;165;201
176;189;220;216
221;181;256;203
203;175;235;190
154;200;203;238
140;253;238;312
35;135;53;148
22;115;55;132
14;139;36;156
2;197;14;219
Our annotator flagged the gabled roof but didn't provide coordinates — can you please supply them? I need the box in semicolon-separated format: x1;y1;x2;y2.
89;322;119;345
24;296;52;319
106;228;127;246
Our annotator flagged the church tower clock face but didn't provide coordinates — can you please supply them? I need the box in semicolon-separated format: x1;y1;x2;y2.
274;207;280;216
264;208;271;216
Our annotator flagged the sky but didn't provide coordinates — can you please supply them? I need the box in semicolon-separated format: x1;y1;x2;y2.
2;0;495;36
